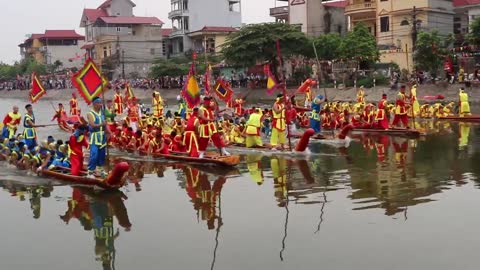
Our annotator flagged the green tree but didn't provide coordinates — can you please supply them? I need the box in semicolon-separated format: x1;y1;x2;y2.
414;30;452;77
468;16;480;45
339;23;379;65
311;33;342;60
221;23;309;67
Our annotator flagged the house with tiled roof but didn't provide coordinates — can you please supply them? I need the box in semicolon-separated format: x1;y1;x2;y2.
79;0;168;77
454;0;480;38
18;30;85;69
168;0;242;56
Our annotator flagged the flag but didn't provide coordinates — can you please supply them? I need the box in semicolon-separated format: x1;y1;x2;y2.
265;64;279;95
29;72;46;103
214;79;234;103
181;63;201;108
125;82;135;100
204;64;212;96
71;58;108;104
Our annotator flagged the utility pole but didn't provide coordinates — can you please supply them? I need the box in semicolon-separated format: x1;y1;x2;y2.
122;50;125;79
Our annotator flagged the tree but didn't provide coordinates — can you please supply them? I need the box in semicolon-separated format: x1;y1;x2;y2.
339;23;379;65
468;17;480;45
311;33;342;60
414;30;452;77
221;23;309;67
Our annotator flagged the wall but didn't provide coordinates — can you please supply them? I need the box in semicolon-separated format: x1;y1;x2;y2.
380;50;414;72
289;1;307;33
188;0;242;32
46;41;86;68
108;0;134;16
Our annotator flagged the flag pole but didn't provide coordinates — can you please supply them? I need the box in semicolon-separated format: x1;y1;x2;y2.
276;40;292;150
101;71;110;173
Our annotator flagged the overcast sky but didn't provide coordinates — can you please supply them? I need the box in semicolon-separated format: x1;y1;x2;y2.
1;0;278;64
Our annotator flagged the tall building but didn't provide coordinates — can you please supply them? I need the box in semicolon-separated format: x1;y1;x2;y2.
270;0;348;37
345;0;454;70
168;0;242;56
18;30;85;69
79;0;166;78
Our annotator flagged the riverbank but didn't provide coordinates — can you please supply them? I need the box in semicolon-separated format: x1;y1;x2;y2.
1;83;478;104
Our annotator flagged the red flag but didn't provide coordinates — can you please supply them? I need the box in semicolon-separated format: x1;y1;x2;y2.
71;58;108;104
29;72;46;103
265;64;279;95
204;64;212;96
213;79;234;103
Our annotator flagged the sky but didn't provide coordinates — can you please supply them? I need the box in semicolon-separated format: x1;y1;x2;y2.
0;0;278;64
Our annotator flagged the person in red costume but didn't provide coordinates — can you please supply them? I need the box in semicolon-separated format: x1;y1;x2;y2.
198;97;230;158
69;125;88;176
375;94;389;130
183;108;200;157
69;93;80;116
392;86;409;128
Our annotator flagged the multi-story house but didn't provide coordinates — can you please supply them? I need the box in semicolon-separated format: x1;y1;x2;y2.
345;0;454;71
80;0;167;77
454;0;480;38
18;30;85;69
168;0;242;56
270;0;348;36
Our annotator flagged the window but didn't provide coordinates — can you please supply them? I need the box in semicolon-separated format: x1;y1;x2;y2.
150;48;155;55
380;16;390;32
184;18;189;30
162;41;167;56
183;0;188;10
116;27;121;32
103;47;108;58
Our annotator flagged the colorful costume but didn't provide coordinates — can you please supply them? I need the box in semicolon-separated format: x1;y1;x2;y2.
309;95;323;133
270;99;286;147
459;89;471;117
88;110;107;175
23;114;37;150
114;92;124;114
392;91;409;128
70;97;79;116
245;110;263;148
2;111;21;139
152;92;164;117
375;95;389;129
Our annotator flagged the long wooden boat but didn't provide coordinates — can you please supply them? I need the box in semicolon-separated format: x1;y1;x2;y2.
438;116;480;122
150;152;240;167
352;128;425;137
112;146;241;167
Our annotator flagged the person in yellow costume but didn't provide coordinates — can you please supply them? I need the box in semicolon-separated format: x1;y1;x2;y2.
152;91;165;117
410;83;420;117
229;118;246;144
356;86;365;104
2;105;21;139
459;88;471;117
458;67;465;83
270;94;287;149
245;108;263;148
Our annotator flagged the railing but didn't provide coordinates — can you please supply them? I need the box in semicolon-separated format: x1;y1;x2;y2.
270;6;289;17
345;2;377;13
168;9;188;18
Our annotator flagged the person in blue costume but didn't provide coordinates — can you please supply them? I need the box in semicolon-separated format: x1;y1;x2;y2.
87;97;112;178
23;104;45;150
310;94;325;133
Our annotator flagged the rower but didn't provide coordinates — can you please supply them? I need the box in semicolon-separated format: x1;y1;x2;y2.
69;92;79;116
183;108;200;157
310;94;325;133
392;85;409;128
270;94;287;149
198;97;230;158
2;105;21;139
23;104;43;150
245;108;263;148
87;97;112;178
410;83;420;117
52;103;67;123
459;87;471;117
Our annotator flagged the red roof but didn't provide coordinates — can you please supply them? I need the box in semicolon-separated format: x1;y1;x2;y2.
98;16;163;25
161;28;173;37
81;43;95;50
454;0;480;7
198;26;238;33
322;0;348;8
42;30;84;39
83;8;108;22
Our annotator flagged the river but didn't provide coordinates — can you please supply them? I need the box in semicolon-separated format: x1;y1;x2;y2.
1;98;480;270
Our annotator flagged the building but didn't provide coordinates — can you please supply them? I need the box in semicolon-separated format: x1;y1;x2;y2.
18;30;85;69
270;0;348;37
79;0;166;78
345;0;454;71
454;0;480;38
168;0;242;56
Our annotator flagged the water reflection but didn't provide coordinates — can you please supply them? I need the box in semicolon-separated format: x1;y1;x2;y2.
0;181;53;219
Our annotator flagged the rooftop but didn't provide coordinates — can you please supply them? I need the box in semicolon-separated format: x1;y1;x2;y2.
20;30;85;47
98;16;163;25
454;0;480;7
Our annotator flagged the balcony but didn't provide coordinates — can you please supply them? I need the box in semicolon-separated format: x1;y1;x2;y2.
169;29;186;38
168;9;188;19
270;6;289;17
345;1;377;17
